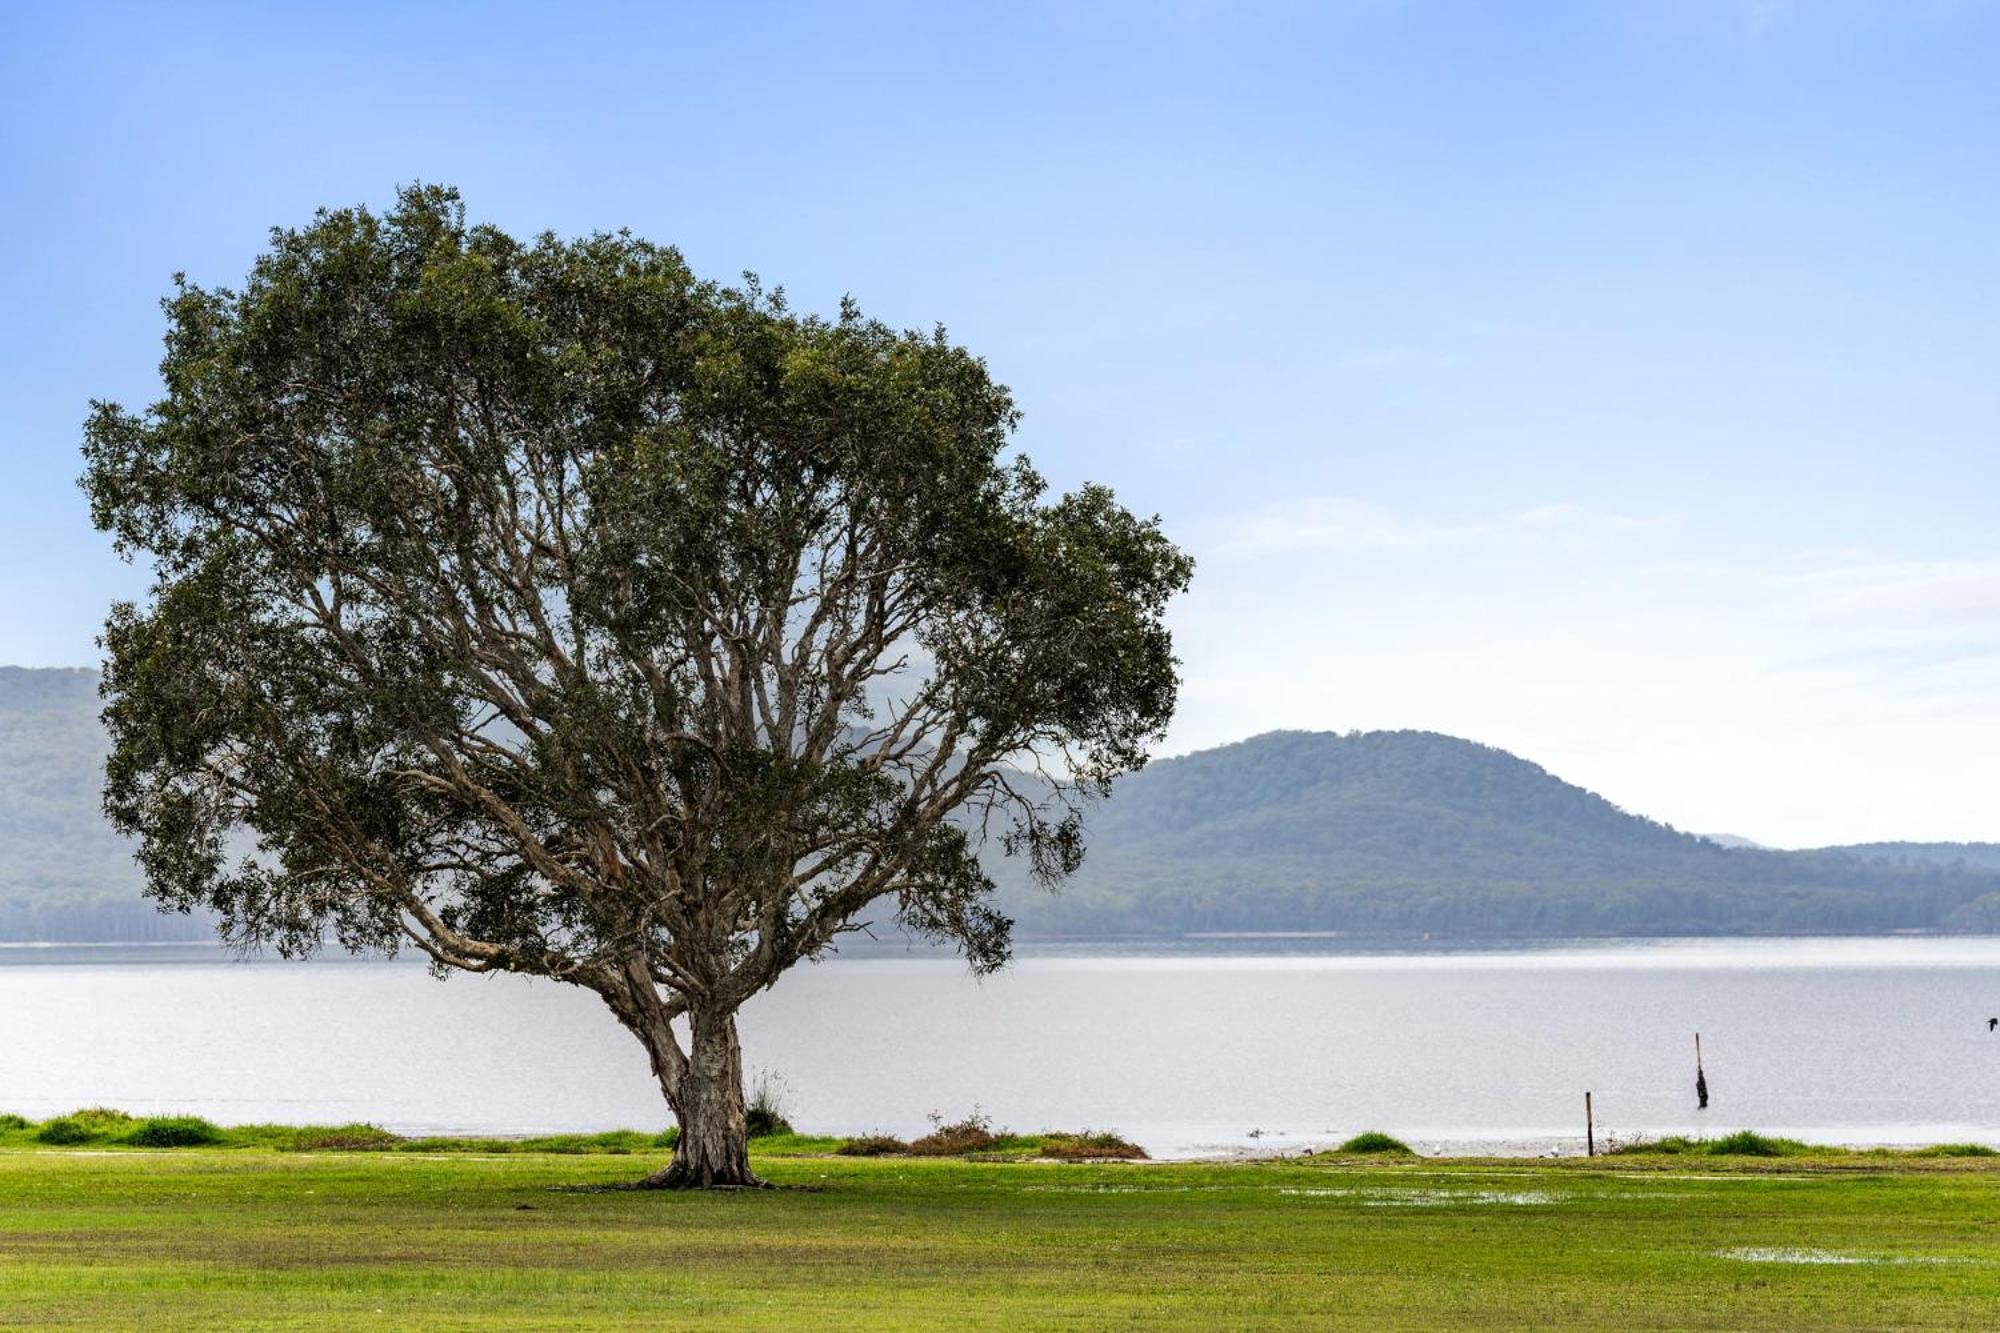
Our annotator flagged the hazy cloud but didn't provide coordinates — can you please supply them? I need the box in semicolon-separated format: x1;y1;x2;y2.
1215;496;1677;556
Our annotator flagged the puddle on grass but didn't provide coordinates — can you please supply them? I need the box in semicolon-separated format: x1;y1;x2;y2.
1718;1248;1979;1266
1280;1186;1558;1207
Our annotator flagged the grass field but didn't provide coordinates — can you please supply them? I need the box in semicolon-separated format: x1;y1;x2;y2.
3;1144;1998;1329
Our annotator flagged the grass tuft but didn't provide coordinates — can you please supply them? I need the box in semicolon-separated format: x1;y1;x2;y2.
33;1117;95;1145
1610;1131;1811;1157
286;1124;404;1152
122;1117;223;1148
744;1071;795;1139
1335;1131;1415;1155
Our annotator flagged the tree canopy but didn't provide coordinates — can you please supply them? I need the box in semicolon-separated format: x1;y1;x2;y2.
82;186;1191;1185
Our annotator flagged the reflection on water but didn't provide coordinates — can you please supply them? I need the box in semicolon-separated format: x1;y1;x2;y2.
4;937;1999;1157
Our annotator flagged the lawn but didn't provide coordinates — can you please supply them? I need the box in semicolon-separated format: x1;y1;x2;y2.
1;1147;1997;1329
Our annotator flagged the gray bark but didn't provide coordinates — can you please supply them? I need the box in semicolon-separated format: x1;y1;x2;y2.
642;1008;759;1189
601;974;761;1189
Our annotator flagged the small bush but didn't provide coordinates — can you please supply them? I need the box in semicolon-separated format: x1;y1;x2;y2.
909;1110;1004;1156
745;1071;795;1139
0;1113;30;1131
1039;1131;1148;1161
289;1124;404;1151
69;1107;138;1134
1335;1132;1414;1155
1911;1142;1999;1158
835;1133;909;1157
123;1116;223;1148
34;1117;95;1145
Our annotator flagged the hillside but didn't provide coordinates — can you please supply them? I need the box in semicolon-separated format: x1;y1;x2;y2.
0;668;209;941
994;730;2000;937
1821;842;2000;871
5;669;1999;941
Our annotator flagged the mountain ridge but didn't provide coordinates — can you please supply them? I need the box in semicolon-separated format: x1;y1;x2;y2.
5;667;1997;942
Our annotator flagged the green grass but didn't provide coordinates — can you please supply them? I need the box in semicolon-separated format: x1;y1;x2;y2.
1;1142;1997;1327
1333;1130;1414;1155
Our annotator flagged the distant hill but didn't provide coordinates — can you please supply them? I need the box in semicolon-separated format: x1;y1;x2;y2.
0;667;209;941
1817;842;2000;872
5;669;1998;942
1701;833;1765;850
993;730;2000;937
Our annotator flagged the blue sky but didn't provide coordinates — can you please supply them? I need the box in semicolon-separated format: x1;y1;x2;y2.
3;1;1996;845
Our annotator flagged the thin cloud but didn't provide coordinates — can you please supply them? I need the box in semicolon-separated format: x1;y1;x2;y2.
1215;496;1677;557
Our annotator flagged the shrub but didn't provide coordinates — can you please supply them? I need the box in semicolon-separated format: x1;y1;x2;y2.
289;1124;404;1151
123;1116;223;1148
745;1071;795;1139
653;1127;680;1149
1911;1142;1999;1157
1039;1131;1148;1160
34;1117;95;1145
69;1107;137;1133
909;1110;1004;1156
836;1134;909;1157
0;1113;30;1131
1335;1132;1414;1155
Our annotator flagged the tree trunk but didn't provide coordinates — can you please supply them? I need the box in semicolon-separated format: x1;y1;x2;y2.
640;1006;762;1189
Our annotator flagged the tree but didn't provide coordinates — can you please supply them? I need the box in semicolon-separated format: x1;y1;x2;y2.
80;187;1191;1187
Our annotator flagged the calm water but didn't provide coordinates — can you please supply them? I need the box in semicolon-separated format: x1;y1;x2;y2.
4;937;2000;1157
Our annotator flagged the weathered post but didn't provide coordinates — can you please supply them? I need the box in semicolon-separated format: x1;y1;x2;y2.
1695;1033;1709;1110
1585;1091;1595;1157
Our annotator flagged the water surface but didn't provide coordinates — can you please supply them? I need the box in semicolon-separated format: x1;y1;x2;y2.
4;937;1998;1157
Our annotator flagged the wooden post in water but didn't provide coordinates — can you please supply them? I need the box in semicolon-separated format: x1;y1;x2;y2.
1695;1032;1709;1110
1585;1091;1595;1157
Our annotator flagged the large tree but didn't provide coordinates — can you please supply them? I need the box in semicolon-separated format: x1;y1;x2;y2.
81;187;1191;1187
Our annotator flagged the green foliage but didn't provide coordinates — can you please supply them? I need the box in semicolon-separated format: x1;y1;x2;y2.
69;1108;137;1134
1706;1131;1809;1157
1609;1132;1810;1157
33;1118;95;1145
122;1116;223;1147
0;1114;28;1131
1335;1131;1414;1155
1910;1143;2000;1157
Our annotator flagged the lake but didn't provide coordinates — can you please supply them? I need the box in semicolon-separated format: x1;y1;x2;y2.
4;937;1999;1158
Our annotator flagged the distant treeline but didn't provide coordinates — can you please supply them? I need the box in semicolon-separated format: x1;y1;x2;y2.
6;668;1998;942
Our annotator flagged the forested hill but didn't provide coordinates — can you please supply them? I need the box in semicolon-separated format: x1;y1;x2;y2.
6;668;2000;941
0;669;208;940
1823;842;2000;872
0;667;209;940
995;730;2000;937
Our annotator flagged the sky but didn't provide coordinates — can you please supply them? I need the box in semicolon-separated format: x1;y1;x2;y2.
2;1;1996;848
